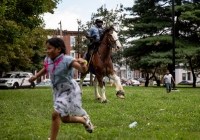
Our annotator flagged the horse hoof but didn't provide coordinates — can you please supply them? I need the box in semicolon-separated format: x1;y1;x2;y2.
117;94;125;99
95;97;102;100
116;90;125;99
101;100;108;103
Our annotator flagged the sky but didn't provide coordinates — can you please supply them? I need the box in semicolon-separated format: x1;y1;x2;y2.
43;0;134;31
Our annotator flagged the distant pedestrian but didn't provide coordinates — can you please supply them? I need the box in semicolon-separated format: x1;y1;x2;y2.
29;37;94;140
163;70;175;93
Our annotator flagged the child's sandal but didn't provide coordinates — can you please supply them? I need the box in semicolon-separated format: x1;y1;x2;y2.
83;115;94;133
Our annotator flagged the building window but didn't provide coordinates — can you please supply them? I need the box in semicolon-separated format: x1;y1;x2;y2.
182;73;186;80
187;72;191;80
70;36;76;47
70;50;75;58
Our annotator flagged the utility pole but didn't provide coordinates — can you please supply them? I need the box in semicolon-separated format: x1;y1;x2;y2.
58;21;62;37
172;0;177;90
78;27;80;58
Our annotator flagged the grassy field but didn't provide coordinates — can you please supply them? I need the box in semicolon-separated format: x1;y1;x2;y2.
0;86;200;140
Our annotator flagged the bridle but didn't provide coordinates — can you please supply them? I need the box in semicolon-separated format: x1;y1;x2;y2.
101;31;118;48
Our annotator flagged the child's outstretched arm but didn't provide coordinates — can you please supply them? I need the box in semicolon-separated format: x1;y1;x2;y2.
29;68;46;82
71;58;88;73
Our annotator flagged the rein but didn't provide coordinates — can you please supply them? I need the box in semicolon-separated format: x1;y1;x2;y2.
100;34;117;48
97;49;110;76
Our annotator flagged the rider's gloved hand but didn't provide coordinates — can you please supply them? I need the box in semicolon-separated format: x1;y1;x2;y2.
92;35;97;39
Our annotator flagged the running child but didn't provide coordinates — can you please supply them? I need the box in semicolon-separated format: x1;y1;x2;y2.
29;37;94;140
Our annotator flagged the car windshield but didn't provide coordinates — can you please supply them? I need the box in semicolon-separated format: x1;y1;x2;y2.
2;74;16;78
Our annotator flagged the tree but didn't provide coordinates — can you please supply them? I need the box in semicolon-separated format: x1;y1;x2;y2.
123;0;200;87
0;0;61;75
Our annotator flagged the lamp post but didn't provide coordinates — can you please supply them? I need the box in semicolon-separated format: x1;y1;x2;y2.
172;0;176;89
78;27;80;58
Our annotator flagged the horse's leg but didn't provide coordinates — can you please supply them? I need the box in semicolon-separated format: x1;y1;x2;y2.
96;75;108;103
108;73;125;99
93;76;101;100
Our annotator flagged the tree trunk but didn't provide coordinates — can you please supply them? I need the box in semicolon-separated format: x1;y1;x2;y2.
145;78;149;87
153;75;161;86
189;57;196;88
156;80;161;86
144;69;149;87
150;67;160;86
0;71;3;77
11;65;16;71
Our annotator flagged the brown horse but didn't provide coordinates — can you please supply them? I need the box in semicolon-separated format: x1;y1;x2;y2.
79;27;125;103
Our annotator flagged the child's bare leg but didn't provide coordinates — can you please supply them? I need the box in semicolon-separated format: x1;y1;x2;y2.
50;110;60;140
60;115;94;133
60;115;85;124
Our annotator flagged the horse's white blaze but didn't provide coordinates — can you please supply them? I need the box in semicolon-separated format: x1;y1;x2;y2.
109;74;124;91
93;76;101;99
111;31;122;49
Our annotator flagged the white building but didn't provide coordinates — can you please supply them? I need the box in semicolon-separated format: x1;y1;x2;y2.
175;65;200;84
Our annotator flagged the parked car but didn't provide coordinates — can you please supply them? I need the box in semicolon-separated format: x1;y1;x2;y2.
0;72;36;89
137;78;146;83
196;81;200;85
103;77;114;86
36;81;52;87
75;74;95;86
130;79;140;86
125;79;132;86
120;78;140;86
177;80;193;85
121;78;127;86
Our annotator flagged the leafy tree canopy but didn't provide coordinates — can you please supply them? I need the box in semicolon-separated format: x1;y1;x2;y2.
0;0;61;73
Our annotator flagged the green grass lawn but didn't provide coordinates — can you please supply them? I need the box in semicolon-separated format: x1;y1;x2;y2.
0;86;200;140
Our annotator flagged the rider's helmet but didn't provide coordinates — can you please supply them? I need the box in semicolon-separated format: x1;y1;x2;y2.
95;19;103;24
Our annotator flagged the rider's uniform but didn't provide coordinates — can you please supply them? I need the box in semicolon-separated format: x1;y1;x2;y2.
86;26;103;61
87;25;103;41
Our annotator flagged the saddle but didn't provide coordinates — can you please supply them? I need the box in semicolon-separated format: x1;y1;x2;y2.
85;42;101;75
86;41;100;62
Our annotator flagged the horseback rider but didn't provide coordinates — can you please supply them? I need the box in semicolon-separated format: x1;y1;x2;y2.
85;19;104;61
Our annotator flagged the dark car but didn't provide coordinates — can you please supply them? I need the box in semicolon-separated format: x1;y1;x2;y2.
178;80;193;85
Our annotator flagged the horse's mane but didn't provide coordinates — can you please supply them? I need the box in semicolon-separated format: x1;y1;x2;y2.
100;26;115;41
